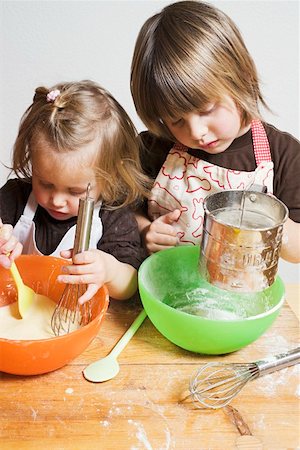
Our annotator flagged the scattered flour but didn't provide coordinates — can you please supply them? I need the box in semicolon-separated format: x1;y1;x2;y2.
103;403;171;450
256;365;300;396
262;334;293;353
30;406;38;421
128;419;153;450
254;414;266;430
65;388;74;395
99;420;110;427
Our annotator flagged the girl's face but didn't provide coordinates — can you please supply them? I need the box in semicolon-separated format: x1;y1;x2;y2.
163;96;250;154
31;135;101;221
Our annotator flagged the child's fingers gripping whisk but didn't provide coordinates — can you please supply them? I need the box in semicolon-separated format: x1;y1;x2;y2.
51;186;95;336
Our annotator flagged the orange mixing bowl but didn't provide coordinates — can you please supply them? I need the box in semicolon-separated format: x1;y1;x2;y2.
0;255;109;375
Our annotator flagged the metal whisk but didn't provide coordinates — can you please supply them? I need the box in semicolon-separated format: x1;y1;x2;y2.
189;347;300;409
51;184;95;336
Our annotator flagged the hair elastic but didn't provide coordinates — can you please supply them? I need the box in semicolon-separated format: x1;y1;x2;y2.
47;89;60;103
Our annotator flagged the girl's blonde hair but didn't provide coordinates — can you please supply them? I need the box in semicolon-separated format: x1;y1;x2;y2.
131;0;269;140
12;80;150;207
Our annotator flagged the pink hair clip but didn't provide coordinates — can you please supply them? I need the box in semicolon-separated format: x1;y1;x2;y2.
46;89;60;103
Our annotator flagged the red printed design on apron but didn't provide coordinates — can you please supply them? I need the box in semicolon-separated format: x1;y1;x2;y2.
148;120;273;245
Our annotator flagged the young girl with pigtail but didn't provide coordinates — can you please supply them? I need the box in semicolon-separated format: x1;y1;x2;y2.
0;80;150;303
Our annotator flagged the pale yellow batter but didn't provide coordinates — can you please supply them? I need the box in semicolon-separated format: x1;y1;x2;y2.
0;294;79;340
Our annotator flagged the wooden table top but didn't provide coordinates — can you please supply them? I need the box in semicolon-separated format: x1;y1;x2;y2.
1;284;299;449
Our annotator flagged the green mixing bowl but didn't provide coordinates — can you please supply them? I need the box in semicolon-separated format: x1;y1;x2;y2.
138;246;285;354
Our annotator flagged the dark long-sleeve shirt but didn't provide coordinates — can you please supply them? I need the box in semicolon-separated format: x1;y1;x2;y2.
0;179;147;269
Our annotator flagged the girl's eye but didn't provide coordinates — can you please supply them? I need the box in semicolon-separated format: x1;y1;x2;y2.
202;104;216;115
69;190;86;196
40;181;52;189
171;118;184;127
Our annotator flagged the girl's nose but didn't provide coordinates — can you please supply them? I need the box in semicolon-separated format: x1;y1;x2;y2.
50;192;67;208
187;115;208;140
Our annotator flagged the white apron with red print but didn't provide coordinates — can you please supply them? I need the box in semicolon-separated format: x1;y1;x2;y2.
148;120;273;245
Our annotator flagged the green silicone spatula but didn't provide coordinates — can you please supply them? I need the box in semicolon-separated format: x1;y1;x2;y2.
10;261;36;318
83;309;147;383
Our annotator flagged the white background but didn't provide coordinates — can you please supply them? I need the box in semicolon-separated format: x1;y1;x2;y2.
0;0;299;282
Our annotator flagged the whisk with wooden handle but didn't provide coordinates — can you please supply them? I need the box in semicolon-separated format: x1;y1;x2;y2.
189;347;300;409
51;185;95;336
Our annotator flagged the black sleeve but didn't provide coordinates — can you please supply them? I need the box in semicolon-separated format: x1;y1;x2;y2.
98;206;147;270
0;179;31;226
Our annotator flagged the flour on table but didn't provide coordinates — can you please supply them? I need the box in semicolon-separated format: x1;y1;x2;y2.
0;294;79;340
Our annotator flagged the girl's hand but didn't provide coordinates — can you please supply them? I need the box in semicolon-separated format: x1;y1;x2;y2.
142;209;181;254
0;219;23;268
58;248;137;304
